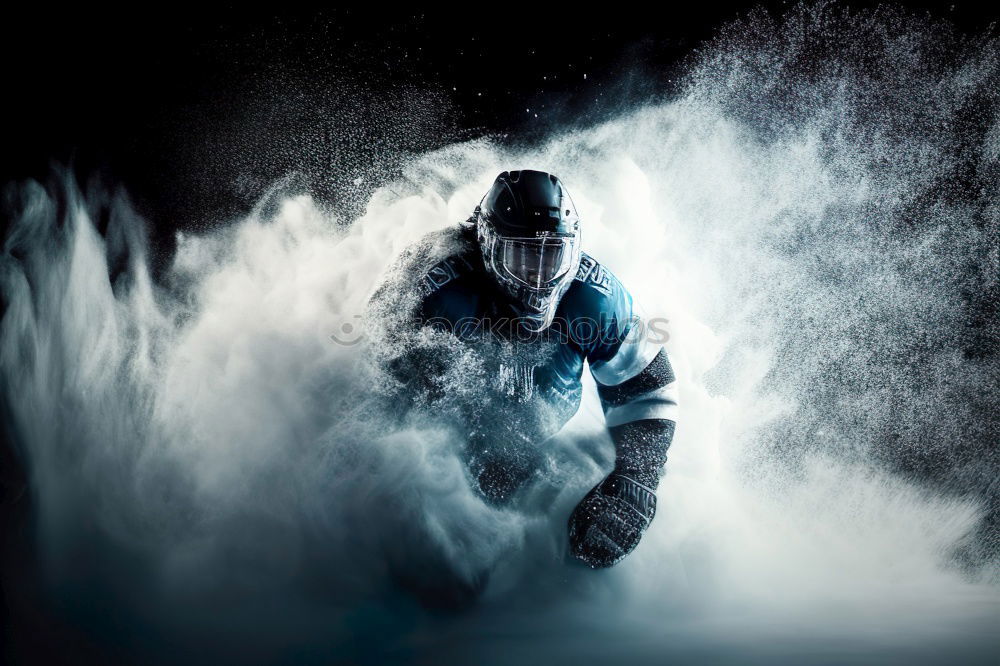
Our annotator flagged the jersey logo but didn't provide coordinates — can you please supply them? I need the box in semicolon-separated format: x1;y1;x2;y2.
419;255;475;296
498;361;535;403
574;253;612;295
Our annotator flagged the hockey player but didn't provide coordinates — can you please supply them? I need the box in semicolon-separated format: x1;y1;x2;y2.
373;170;678;568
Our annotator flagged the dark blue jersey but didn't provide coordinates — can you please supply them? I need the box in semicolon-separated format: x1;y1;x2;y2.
414;228;675;442
365;225;678;502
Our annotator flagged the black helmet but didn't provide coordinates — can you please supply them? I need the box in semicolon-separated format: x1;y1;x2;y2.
475;170;582;331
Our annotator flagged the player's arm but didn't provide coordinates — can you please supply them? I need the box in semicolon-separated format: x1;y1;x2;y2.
569;314;678;568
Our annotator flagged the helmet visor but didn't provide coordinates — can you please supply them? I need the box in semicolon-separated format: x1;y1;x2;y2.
498;236;577;289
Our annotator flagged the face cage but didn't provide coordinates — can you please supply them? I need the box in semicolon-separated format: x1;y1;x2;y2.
478;220;581;331
498;237;577;289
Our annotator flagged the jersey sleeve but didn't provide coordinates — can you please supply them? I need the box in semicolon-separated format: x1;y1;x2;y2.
576;258;678;429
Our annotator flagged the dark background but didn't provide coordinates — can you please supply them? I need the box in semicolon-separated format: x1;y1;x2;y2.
2;2;998;664
4;2;997;236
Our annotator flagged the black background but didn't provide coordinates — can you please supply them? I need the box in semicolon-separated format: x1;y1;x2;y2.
4;2;997;235
2;2;999;664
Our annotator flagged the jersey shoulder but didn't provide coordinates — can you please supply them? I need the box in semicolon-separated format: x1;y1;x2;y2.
558;253;636;361
560;252;633;320
417;227;485;321
419;251;479;297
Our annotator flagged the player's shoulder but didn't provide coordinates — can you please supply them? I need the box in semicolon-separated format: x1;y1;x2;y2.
416;226;481;298
370;225;479;317
561;252;633;319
